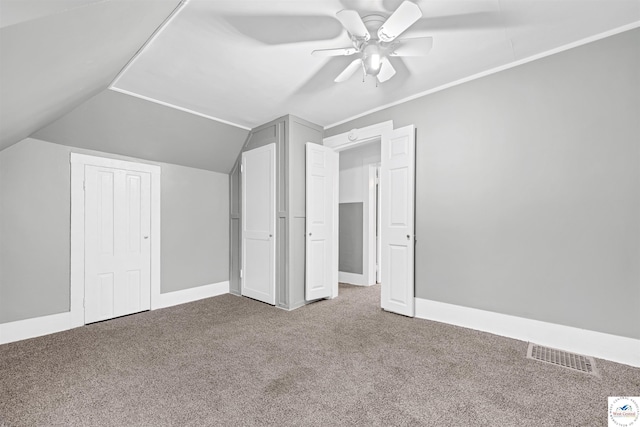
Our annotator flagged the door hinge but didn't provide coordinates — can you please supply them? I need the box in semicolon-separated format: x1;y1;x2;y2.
240;164;243;173
239;269;243;279
83;298;85;308
83;181;86;191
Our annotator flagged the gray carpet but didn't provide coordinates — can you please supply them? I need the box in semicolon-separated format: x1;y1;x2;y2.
1;284;638;426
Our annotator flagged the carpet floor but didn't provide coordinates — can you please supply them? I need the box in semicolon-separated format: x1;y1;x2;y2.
1;284;638;426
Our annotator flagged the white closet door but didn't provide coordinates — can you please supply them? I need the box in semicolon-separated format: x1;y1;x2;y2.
381;125;415;317
241;144;276;305
85;166;151;323
305;143;338;301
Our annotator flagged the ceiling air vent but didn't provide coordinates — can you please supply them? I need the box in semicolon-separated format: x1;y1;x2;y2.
527;343;597;375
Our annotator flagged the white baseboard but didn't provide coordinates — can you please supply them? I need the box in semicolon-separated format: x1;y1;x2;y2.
153;281;229;310
0;312;72;345
415;298;640;368
1;282;229;345
339;271;373;286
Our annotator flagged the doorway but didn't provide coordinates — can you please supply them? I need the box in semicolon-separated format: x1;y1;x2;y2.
315;120;416;317
337;141;381;287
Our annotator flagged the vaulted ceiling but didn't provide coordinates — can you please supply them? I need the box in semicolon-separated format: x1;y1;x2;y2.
1;0;639;171
0;0;182;151
112;0;640;129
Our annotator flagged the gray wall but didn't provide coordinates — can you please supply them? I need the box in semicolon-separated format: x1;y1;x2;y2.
0;139;71;323
33;89;249;174
339;203;364;274
0;1;181;151
161;163;229;293
338;142;381;276
0;137;229;323
327;29;640;339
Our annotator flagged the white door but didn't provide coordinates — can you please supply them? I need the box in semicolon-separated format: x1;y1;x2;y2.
305;143;338;301
84;166;151;323
381;125;415;317
242;144;276;305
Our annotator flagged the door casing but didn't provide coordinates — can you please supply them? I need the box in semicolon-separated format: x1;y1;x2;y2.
322;121;415;316
70;153;161;328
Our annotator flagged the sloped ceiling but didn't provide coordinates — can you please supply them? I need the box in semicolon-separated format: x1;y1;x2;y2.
33;89;249;173
112;0;640;129
0;0;181;151
1;0;639;172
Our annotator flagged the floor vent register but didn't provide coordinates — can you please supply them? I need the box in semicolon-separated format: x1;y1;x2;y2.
527;343;597;375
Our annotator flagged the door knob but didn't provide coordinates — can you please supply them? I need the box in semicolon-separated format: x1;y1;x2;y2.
144;236;149;239
309;232;312;236
407;235;410;240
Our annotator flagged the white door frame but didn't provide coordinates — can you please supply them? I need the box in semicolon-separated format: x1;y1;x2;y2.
70;153;161;328
376;165;382;284
323;120;399;299
367;163;380;285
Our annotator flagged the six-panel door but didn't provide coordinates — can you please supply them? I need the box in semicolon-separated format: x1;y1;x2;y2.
381;125;415;317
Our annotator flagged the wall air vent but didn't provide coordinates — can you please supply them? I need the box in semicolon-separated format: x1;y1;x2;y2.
527;343;597;375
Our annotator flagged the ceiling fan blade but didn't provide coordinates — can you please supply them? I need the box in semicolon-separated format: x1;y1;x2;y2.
389;37;433;56
312;47;359;57
336;9;370;40
377;1;422;42
335;58;363;82
377;57;396;83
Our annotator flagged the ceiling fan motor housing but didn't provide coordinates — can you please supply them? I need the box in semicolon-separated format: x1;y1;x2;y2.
361;14;387;40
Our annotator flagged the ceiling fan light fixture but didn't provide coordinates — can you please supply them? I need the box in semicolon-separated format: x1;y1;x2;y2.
362;43;382;76
318;1;427;84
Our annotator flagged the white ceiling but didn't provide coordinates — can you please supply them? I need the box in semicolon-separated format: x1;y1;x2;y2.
112;0;640;130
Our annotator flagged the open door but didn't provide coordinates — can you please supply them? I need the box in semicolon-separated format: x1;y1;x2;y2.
305;143;338;301
241;144;276;305
381;125;415;317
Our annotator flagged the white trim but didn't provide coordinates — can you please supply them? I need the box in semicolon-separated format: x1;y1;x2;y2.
324;121;393;152
365;163;378;286
154;281;230;310
109;0;190;88
70;153;161;173
339;271;370;286
326;21;640;129
325;120;396;299
109;87;251;131
0;282;230;345
0;312;71;345
70;153;162;324
415;298;640;368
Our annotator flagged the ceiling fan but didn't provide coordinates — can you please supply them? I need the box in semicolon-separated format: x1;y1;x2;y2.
312;1;433;84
